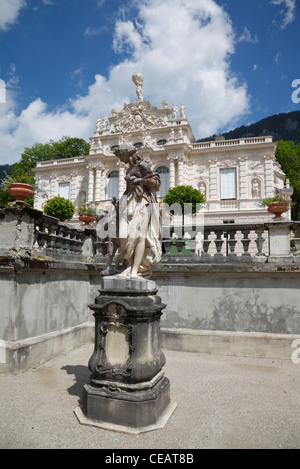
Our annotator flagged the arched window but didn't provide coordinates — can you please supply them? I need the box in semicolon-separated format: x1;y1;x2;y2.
156;166;169;198
133;142;143;149
157;139;168;146
106;170;119;200
110;145;119;152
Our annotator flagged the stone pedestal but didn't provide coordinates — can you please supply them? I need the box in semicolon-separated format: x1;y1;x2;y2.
75;276;176;434
266;222;293;263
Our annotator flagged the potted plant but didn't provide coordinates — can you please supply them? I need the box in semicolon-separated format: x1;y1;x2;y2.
0;170;36;205
77;206;97;226
260;189;292;220
43;196;75;222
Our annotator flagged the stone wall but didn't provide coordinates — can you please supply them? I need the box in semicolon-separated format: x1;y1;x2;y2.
1;204;300;372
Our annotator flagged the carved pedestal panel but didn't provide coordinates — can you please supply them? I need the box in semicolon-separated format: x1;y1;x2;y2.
76;277;176;433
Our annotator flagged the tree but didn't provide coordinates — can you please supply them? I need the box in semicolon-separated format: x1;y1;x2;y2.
163;185;205;214
13;136;90;173
275;140;300;220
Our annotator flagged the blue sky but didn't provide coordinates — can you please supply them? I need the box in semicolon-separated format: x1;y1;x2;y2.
0;0;299;165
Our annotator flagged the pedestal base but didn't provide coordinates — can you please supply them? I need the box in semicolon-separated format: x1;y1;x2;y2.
74;401;177;435
77;276;175;433
76;372;176;434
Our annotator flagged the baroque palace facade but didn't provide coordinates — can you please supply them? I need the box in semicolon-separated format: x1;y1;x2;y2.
34;73;286;224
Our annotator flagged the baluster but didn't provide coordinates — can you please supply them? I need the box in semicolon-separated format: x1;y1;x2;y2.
162;239;172;256
255;228;265;256
227;229;237;257
201;229;211;257
36;222;48;249
68;229;77;252
55;226;64;250
213;230;224;258
241;229;251;257
48;224;58;250
94;239;104;257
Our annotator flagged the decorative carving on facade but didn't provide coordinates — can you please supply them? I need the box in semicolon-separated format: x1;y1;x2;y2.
110;101;168;134
251;178;261;199
198;165;208;175
218;159;236;168
249;161;262;171
238;155;247;162
57;175;70;183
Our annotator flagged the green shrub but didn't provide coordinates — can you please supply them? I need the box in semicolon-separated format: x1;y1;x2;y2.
43;196;75;221
163;185;205;214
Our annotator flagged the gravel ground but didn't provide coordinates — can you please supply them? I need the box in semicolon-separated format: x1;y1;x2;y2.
0;344;299;449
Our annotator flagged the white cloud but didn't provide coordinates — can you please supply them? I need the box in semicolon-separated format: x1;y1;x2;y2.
238;26;259;44
0;0;27;31
270;0;296;29
84;25;108;37
0;0;250;165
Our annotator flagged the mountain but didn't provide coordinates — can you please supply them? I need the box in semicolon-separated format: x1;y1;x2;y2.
198;110;300;144
0;163;15;182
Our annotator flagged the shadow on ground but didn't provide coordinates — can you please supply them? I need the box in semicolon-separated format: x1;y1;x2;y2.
61;364;90;403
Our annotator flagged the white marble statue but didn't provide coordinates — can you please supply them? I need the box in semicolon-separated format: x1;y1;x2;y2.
180;103;186;119
171;104;178;120
113;144;162;278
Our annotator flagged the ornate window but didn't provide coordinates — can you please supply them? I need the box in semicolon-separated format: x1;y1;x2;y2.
133;142;143;149
59;182;70;199
106;170;119;200
220;168;236;200
156;166;169;198
157;139;168;146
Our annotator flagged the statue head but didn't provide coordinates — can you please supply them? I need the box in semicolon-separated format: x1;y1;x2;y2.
113;144;137;164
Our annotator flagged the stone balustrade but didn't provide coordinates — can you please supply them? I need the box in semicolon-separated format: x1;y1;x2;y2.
1;203;300;264
162;221;300;263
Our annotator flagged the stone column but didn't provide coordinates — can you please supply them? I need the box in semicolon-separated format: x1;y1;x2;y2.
208;159;218;201
238;156;247;198
50;175;57;198
87;166;95;203
239;156;248;210
70;172;78;203
95;165;102;202
177;157;184;186
167;157;176;189
264;155;274;197
118;162;126;198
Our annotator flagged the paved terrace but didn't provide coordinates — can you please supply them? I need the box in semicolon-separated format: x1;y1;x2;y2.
0;344;299;449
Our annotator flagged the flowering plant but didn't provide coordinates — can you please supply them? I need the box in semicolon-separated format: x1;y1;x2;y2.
76;205;97;216
260;188;293;207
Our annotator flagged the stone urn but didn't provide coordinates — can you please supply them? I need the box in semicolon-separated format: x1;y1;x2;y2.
267;202;290;220
8;183;34;204
79;213;96;226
